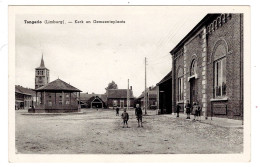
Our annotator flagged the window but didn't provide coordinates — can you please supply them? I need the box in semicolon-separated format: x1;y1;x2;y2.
177;67;184;101
113;100;117;107
66;100;70;105
59;95;63;105
190;60;197;76
214;57;226;97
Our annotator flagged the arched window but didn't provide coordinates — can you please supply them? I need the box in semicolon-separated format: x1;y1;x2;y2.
177;67;184;101
190;59;197;76
213;42;227;97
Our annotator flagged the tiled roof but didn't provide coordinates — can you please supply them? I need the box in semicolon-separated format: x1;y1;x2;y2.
107;89;134;99
15;85;36;96
80;93;106;101
157;71;172;85
87;96;106;104
36;78;81;92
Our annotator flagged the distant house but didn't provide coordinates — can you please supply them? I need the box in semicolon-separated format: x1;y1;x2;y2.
137;86;158;109
33;78;82;113
106;88;135;108
15;85;36;110
80;93;107;108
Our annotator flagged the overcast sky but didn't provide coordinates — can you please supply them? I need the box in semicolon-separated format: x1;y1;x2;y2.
15;6;207;97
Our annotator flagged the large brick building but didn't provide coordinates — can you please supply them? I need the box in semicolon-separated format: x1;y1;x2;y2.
171;14;243;119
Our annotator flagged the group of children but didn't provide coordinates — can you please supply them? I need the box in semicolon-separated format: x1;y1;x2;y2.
176;100;201;121
115;104;143;128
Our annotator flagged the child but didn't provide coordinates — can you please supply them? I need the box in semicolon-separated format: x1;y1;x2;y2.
135;104;143;127
116;107;119;116
121;108;129;128
185;100;191;119
176;104;181;118
197;103;201;121
192;102;198;121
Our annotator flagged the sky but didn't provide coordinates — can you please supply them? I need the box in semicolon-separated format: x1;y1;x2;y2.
15;6;207;97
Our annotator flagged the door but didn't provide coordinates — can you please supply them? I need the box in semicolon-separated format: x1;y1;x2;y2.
190;78;197;106
120;101;124;108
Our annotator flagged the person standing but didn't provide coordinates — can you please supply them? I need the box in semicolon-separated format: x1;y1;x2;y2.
185;100;191;119
197;102;201;121
116;107;119;116
121;108;129;128
176;104;181;118
135;104;143;127
192;102;198;121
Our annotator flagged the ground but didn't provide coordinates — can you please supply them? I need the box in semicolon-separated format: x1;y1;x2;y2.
15;109;243;154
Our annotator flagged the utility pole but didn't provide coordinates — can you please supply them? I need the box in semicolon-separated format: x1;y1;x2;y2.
127;79;129;110
144;57;147;115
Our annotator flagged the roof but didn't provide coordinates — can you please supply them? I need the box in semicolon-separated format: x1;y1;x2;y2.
157;71;172;86
170;14;219;55
138;87;158;99
88;96;106;104
80;93;106;101
107;89;134;99
15;85;36;96
36;78;81;92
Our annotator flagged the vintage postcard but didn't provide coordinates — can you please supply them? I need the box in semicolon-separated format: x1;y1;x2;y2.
8;6;250;162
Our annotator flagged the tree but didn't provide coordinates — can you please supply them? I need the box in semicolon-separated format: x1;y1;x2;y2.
105;81;118;90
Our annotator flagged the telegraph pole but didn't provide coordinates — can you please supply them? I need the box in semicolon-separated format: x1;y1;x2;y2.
144;57;147;115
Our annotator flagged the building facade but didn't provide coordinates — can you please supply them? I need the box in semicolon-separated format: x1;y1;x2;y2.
137;86;158;110
106;89;135;108
15;85;36;110
171;14;243;119
157;71;172;114
35;55;50;89
33;79;81;113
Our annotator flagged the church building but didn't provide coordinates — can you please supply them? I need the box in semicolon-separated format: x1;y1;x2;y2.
171;14;243;119
35;54;50;89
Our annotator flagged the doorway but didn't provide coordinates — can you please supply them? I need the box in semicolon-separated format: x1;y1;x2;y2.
190;78;197;106
120;101;124;108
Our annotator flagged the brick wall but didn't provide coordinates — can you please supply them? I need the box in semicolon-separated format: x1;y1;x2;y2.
206;14;243;118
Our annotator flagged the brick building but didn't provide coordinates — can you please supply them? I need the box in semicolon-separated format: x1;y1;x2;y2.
171;14;243;119
33;78;82;113
137;86;158;110
106;89;135;108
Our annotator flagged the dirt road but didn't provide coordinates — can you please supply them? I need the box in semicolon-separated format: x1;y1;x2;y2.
15;109;243;154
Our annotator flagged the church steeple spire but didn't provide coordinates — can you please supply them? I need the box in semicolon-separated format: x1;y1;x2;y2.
40;53;45;67
35;53;49;89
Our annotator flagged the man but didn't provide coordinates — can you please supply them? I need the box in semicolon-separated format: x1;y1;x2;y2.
135;104;143;127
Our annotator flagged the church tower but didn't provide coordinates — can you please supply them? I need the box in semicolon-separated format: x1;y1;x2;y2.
35;54;50;89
